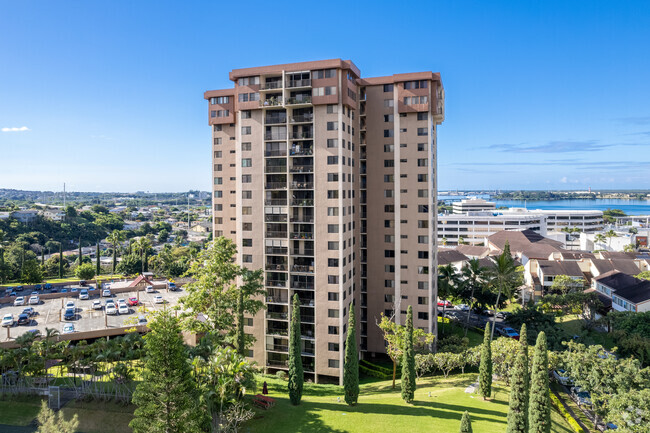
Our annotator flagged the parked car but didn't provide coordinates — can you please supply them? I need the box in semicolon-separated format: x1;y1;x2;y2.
50;287;58;293
137;315;148;325
453;304;470;311
145;285;154;293
168;282;177;291
553;369;573;386
60;288;68;293
118;304;129;315
102;289;111;297
437;300;452;307
498;327;520;340
105;302;117;315
153;295;164;304
44;283;52;290
79;280;87;286
31;291;39;296
128;297;139;306
13;297;25;306
15;286;23;291
71;288;78;293
63;308;75;321
22;307;35;317
605;422;618;430
28;295;40;305
17;313;30;326
62;323;75;334
92;300;103;310
79;289;89;300
34;284;42;290
1;314;14;327
576;390;592;406
65;301;75;310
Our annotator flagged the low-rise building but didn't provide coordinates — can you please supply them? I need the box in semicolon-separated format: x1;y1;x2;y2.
452;198;496;214
594;271;650;313
438;211;546;246
11;210;39;224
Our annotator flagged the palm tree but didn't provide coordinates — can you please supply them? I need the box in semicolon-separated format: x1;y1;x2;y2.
605;229;618;249
460;259;488;336
106;230;125;274
594;233;606;248
486;251;522;341
134;237;152;274
437;265;459;335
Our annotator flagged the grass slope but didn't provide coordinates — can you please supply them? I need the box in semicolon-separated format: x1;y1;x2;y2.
0;398;41;426
246;374;573;433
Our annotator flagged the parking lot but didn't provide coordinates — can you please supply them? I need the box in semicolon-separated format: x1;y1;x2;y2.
0;286;185;342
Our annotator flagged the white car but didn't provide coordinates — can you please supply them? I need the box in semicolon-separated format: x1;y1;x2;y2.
62;323;75;334
13;297;25;306
118;304;129;315
454;304;470;311
553;369;573;386
102;289;111;297
145;285;154;293
1;314;14;327
92;300;103;310
28;295;40;305
105;302;117;315
79;289;89;300
65;301;75;310
153;295;164;304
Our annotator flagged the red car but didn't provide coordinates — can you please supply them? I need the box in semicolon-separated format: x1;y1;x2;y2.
437;300;452;307
128;297;139;306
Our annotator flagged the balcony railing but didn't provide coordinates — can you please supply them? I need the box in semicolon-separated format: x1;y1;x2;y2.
262;81;283;90
260;98;283;107
290;232;313;240
290;182;313;190
265;264;287;271
265;246;288;255
291;249;315;256
265;117;286;125
266;280;287;288
264;133;287;141
264;166;287;173
289;147;313;156
289;131;313;139
266;231;288;238
266;328;288;336
291;199;314;206
266;359;288;368
297;298;315;306
264;199;287;206
287;79;311;88
265;182;287;189
302;315;315;324
266;343;288;352
291;265;313;273
265;215;287;223
266;295;288;303
289;165;313;174
266;311;288;320
291;282;315;290
285;96;311;105
290;114;313;123
289;216;314;223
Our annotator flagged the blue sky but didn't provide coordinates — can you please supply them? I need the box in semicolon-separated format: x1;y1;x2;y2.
1;0;649;192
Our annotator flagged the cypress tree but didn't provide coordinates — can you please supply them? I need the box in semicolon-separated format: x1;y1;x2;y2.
235;288;245;357
401;305;416;403
479;322;492;400
0;248;5;284
96;242;101;277
528;332;550;433
506;343;528;432
503;240;512;262
288;294;303;405
59;243;64;279
78;237;82;267
344;308;359;406
41;248;45;266
459;411;473;433
112;243;117;274
520;324;530;432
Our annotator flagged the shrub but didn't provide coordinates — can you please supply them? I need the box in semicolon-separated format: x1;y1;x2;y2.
275;370;286;380
549;392;584;433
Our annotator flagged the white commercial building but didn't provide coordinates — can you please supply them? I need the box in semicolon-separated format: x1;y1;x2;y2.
438;211;546;246
452;198;496;214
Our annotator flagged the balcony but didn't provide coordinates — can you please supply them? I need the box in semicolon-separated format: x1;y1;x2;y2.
302;315;315;324
290;114;313;123
266;231;288;239
265;182;287;189
297;298;315;307
265;215;287;223
266;343;288;352
260;97;283;107
289;216;314;223
266;246;288;255
266;328;288;336
264;166;287;174
291;265;313;274
265;264;287;271
289;131;313;140
287;79;311;88
289;165;313;174
266;295;288;304
291;249;315;256
262;81;283;90
266;280;287;288
265;116;287;125
290;181;313;190
264;132;287;141
291;281;315;290
290;232;313;240
285;96;311;105
266;311;288;320
289;147;313;156
291;199;314;207
266;359;288;368
264;199;287;206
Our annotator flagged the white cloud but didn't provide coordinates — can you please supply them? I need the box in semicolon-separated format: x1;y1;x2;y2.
560;176;568;183
1;126;30;132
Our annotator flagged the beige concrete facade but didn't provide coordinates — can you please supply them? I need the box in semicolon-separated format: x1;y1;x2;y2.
205;59;444;383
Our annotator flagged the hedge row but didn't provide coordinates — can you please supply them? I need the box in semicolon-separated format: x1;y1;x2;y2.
359;360;392;379
550;391;584;433
360;360;393;375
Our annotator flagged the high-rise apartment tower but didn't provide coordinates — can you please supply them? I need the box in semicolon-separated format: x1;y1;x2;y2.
205;59;444;384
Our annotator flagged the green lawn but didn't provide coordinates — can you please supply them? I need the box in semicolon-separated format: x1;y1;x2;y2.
0;397;42;425
62;400;135;433
245;375;573;433
555;316;615;350
438;317;483;347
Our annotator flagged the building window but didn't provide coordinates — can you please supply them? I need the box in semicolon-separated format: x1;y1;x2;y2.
417;127;428;136
238;76;259;86
418;251;429;259
418;174;428;182
327;190;339;199
328;292;339;301
417;312;429;320
418;235;429;244
328;326;339;335
242;206;252;215
242;175;252;183
383;84;394;92
384;144;394;152
417;112;428;121
214;177;222;185
404;80;428;89
242;126;251;135
417;159;428;167
242;191;252;199
327;173;339;182
242;110;251;119
327;138;338;148
384;99;394;108
328;342;340;351
327;104;338;114
404;96;429;105
328;241;339;250
328;224;339;233
327;156;338;164
418;205;429;213
328;359;340;368
418;220;429;228
241;158;252;167
328;309;340;318
242;254;252;263
327;121;339;131
385;250;395;258
242;239;252;247
384;129;394;138
314;68;336;79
